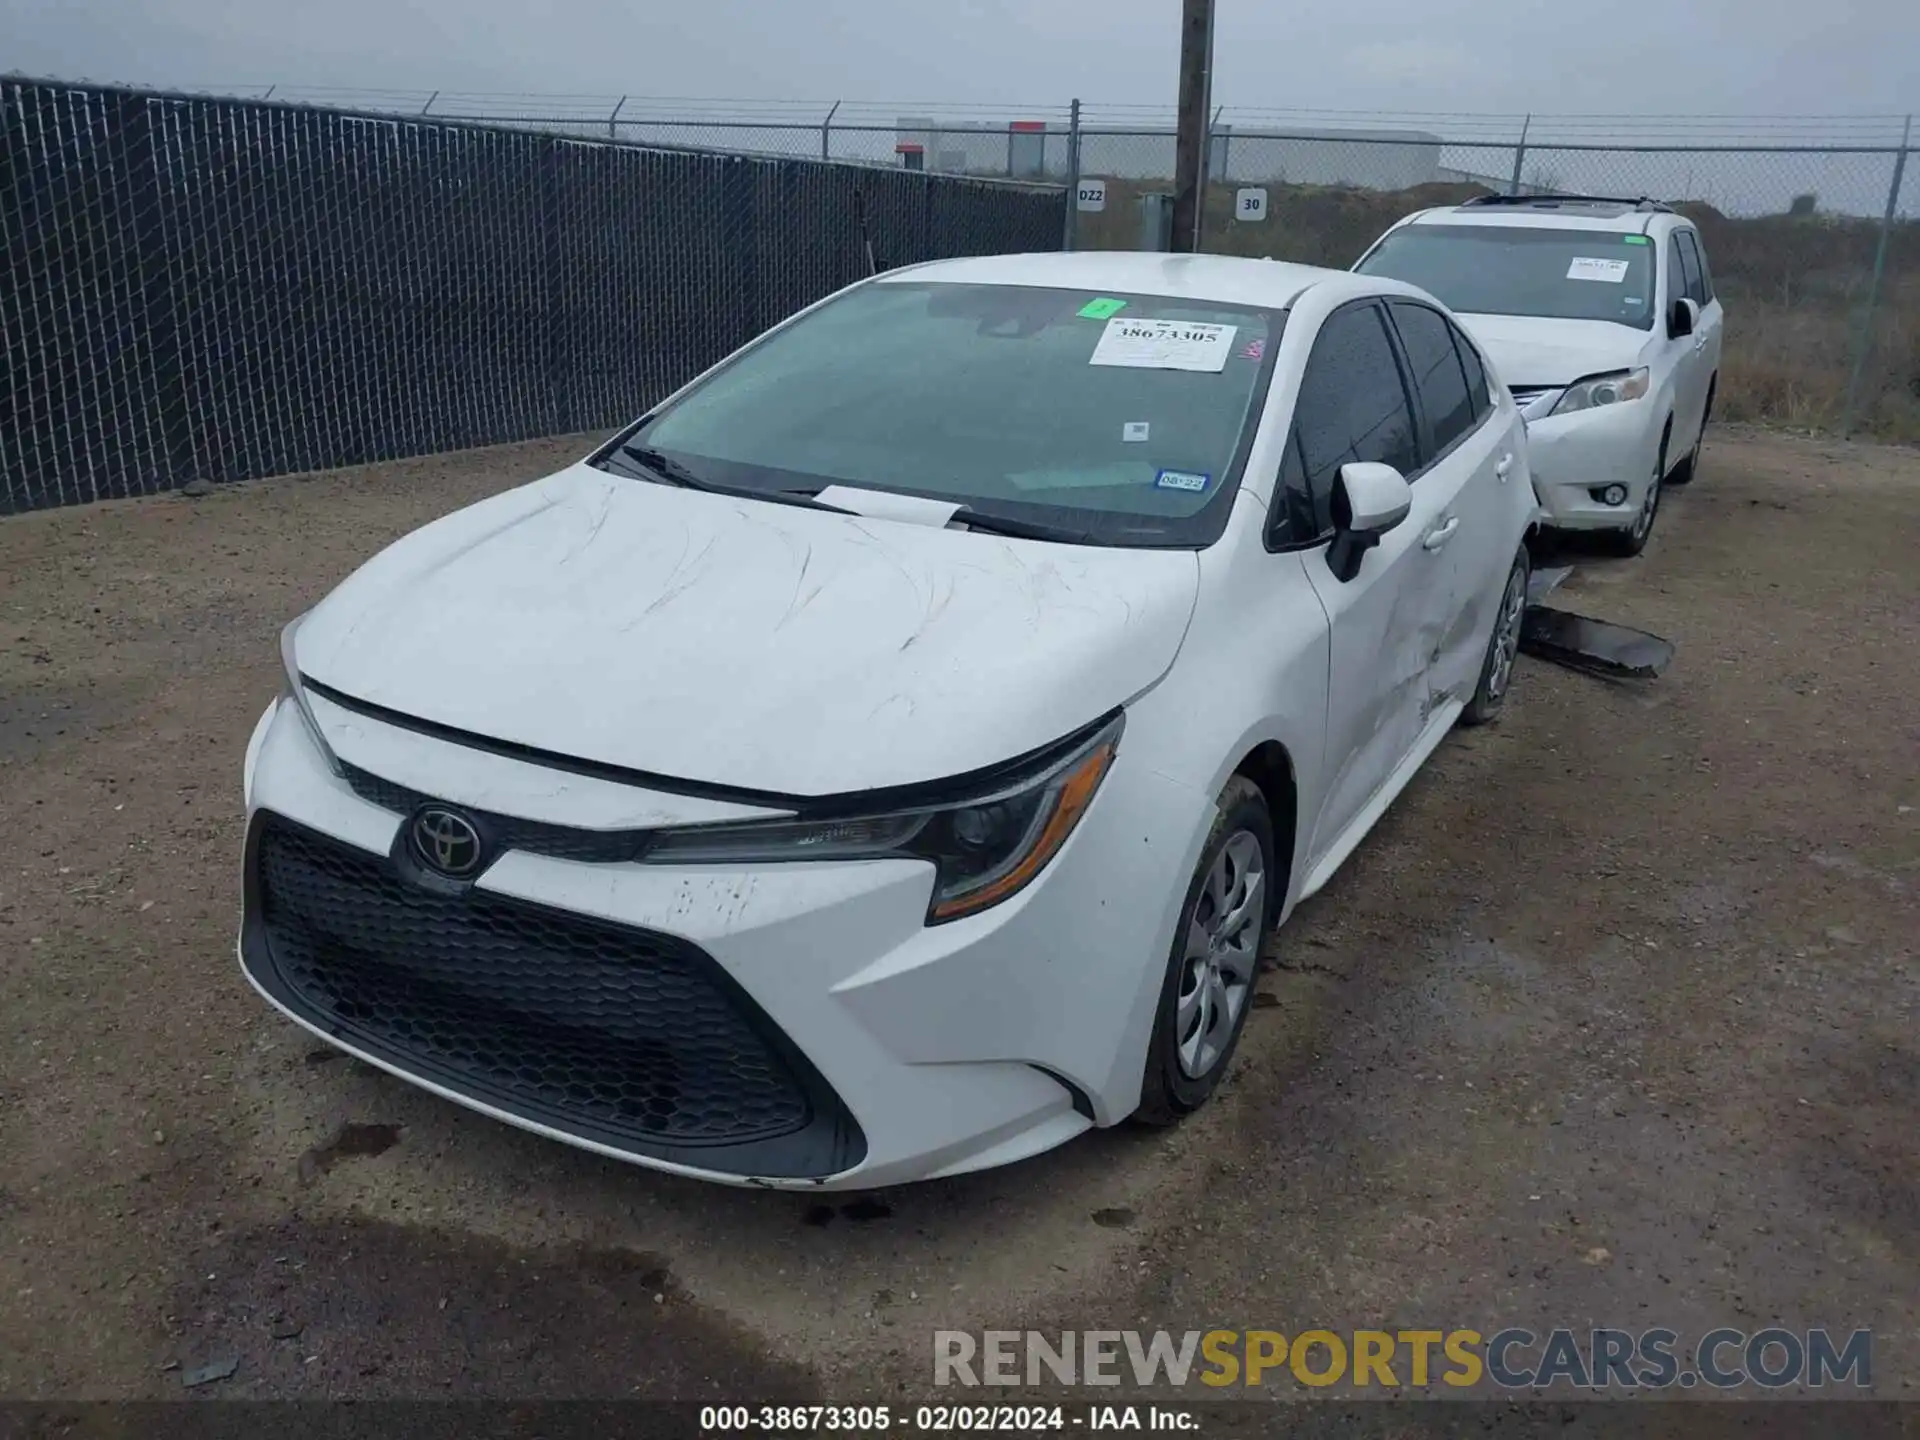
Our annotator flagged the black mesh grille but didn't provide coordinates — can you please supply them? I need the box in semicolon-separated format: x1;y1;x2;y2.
243;812;863;1175
340;761;652;864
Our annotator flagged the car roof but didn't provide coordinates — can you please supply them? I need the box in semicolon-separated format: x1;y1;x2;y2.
880;251;1343;309
1402;198;1687;235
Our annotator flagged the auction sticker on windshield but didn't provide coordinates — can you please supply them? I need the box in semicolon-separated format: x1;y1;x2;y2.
1566;257;1631;283
1090;318;1237;372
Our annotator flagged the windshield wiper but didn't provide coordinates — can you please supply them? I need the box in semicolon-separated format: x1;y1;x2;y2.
605;446;1119;543
616;443;707;489
946;507;1101;546
611;444;855;515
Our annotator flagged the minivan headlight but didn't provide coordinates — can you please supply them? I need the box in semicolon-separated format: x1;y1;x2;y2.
1550;367;1650;416
644;713;1123;924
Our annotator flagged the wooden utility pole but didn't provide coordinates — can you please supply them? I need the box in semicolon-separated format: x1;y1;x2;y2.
1170;0;1215;253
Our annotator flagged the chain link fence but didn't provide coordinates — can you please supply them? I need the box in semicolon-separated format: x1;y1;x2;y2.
335;93;1915;444
0;79;1065;515
8;79;1915;516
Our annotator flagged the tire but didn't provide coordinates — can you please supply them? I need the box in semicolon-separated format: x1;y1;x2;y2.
1135;776;1275;1126
1461;545;1530;727
1667;379;1713;487
1604;424;1669;558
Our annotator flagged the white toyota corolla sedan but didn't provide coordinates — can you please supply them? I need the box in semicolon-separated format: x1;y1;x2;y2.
242;252;1537;1190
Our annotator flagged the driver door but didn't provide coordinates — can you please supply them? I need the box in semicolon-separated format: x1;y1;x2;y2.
1285;301;1460;867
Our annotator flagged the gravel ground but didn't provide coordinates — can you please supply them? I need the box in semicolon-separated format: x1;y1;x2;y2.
1;427;1915;1411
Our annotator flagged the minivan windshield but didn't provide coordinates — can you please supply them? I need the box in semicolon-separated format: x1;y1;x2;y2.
597;281;1282;548
1357;225;1656;330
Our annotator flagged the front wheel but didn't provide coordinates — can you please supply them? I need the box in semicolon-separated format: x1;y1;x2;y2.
1461;545;1530;727
1667;380;1713;488
1135;776;1274;1126
1605;427;1669;558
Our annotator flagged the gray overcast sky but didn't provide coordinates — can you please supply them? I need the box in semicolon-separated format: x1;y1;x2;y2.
2;0;1915;120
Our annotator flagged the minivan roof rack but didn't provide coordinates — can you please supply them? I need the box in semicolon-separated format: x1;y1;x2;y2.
1462;194;1674;213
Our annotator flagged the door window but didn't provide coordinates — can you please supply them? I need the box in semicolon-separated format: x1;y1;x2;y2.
1275;428;1325;543
1388;302;1477;458
1672;234;1703;307
1295;303;1420;482
1271;304;1420;543
1677;229;1713;303
1449;319;1494;421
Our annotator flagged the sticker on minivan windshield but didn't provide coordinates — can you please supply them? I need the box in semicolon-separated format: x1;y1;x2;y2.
1078;297;1128;319
1567;256;1631;283
1154;469;1210;493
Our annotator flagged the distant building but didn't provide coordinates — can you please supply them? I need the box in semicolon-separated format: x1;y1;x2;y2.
895;117;1062;178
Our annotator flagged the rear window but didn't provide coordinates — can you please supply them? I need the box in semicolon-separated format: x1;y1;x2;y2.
1358;225;1656;330
625;281;1282;548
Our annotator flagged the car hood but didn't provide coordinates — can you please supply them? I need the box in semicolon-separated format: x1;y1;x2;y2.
1455;313;1653;389
292;465;1200;798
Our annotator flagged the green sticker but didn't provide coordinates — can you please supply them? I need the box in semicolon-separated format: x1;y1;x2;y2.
1622;235;1651;245
1078;297;1128;319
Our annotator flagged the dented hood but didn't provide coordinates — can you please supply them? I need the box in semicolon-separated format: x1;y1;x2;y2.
292;465;1199;797
1454;312;1655;389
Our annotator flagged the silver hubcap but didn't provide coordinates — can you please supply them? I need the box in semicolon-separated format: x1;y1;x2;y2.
1486;563;1526;701
1175;831;1265;1079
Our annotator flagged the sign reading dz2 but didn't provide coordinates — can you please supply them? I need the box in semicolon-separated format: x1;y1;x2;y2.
1076;178;1107;213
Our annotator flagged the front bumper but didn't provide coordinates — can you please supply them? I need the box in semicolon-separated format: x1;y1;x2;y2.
238;695;1212;1189
1522;397;1664;532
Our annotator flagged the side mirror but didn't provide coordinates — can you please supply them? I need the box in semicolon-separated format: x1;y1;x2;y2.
1326;462;1412;583
1668;297;1699;339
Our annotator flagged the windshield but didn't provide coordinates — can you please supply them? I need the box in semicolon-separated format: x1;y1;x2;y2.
1357;225;1656;330
598;281;1282;548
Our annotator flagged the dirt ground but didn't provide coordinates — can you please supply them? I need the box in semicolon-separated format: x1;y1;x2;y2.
1;427;1915;1413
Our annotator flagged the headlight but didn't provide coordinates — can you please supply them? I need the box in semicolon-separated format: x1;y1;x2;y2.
1549;367;1650;417
280;616;343;775
644;713;1124;924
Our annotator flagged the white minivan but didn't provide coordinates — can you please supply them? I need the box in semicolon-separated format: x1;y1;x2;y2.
1356;195;1725;555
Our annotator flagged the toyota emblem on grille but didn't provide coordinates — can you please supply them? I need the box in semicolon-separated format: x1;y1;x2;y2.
411;806;483;877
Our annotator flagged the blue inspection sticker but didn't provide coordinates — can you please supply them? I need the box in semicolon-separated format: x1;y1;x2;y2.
1154;469;1211;493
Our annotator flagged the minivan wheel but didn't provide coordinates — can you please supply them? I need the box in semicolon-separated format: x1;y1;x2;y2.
1668;382;1713;487
1461;545;1530;727
1135;776;1274;1126
1606;428;1669;558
